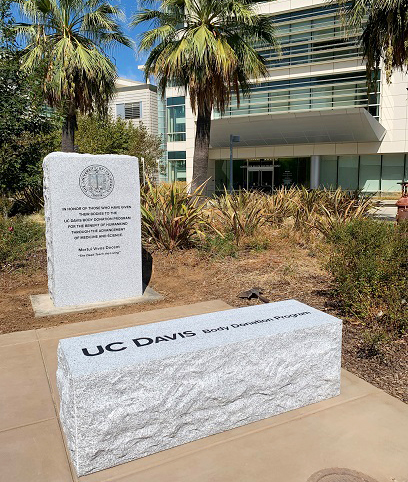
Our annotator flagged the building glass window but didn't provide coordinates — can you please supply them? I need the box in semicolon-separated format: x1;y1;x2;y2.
215;160;229;192
257;5;361;69
359;155;381;192
214;154;407;194
158;97;168;181
338;155;359;190
381;154;405;192
168;151;186;182
167;96;186;142
214;72;380;119
212;4;380;120
405;156;408;182
320;156;338;188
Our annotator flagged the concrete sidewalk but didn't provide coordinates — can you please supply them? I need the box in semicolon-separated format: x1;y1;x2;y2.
371;201;398;221
1;300;408;482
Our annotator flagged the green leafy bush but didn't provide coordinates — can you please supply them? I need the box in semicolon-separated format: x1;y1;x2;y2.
76;115;162;178
1;1;60;202
0;215;45;267
0;131;59;194
327;218;408;332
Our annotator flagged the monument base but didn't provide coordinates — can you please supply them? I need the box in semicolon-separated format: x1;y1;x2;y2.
30;286;163;317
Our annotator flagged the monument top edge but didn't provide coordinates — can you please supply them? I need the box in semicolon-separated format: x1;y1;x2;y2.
58;299;342;377
43;152;139;164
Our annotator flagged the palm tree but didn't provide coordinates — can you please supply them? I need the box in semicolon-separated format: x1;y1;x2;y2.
15;0;132;152
339;0;408;83
133;0;276;192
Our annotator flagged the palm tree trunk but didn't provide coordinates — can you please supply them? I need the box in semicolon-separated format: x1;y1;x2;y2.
61;105;77;152
191;103;212;194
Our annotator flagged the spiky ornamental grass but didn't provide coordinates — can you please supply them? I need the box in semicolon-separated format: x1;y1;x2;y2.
15;0;132;151
140;179;208;251
133;0;277;192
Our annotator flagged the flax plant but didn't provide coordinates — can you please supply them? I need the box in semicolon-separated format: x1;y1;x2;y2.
140;179;208;250
207;188;268;244
312;190;374;238
262;187;296;227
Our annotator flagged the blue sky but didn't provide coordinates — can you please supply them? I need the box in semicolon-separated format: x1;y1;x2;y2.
112;0;150;82
11;0;152;83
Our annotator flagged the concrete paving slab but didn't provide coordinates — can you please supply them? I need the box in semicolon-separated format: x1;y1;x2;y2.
0;329;38;348
1;300;408;482
370;205;397;222
30;286;163;317
0;342;56;431
0;419;74;482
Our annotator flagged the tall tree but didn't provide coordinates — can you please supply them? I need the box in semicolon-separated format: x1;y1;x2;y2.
339;0;408;82
0;0;59;200
133;0;276;192
0;0;14;47
15;0;132;152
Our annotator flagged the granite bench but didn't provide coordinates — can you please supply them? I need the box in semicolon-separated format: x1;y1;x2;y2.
57;299;342;476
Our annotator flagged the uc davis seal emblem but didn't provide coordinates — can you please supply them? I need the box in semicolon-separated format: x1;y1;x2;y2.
79;165;114;199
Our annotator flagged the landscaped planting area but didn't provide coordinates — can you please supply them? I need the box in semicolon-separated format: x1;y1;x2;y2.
1;185;407;403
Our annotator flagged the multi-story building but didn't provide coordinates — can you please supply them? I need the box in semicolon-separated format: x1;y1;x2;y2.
160;0;408;194
110;78;158;135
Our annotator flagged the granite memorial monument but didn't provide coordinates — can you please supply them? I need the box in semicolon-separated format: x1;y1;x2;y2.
43;152;143;307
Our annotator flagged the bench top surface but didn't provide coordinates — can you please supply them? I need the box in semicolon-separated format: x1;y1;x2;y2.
58;299;342;376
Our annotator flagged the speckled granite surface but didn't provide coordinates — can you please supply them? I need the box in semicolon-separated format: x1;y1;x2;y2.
57;300;342;476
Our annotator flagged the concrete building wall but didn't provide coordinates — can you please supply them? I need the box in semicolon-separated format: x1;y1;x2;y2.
109;79;158;135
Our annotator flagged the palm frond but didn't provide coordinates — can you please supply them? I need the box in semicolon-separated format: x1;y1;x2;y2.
15;0;132;114
133;0;277;114
337;0;408;81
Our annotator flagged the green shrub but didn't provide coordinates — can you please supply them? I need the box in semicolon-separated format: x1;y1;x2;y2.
0;10;61;204
9;186;45;215
0;130;60;200
327;218;408;332
198;233;238;258
359;329;389;359
0;215;45;267
76;115;162;178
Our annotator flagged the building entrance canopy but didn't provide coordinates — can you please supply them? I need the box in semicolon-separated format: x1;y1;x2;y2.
210;108;386;147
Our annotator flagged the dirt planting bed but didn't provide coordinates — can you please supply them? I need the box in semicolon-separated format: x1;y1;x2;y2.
1;239;407;404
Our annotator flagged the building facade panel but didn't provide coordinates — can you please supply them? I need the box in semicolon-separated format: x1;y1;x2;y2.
159;0;408;194
109;79;158;135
